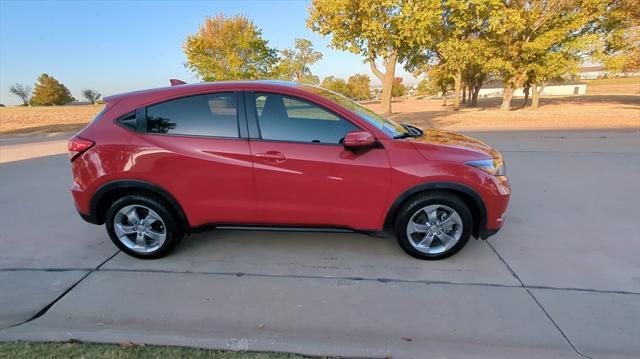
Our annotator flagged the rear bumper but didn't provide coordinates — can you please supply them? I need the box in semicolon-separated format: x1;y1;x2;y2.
71;179;102;224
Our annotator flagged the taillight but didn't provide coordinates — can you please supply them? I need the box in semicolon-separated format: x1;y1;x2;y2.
68;135;95;161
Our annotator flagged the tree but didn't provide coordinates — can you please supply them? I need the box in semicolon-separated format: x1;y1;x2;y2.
347;74;371;100
415;78;438;96
592;0;640;73
183;14;278;81
308;0;416;115
404;0;499;111
428;66;455;107
9;83;31;106
528;51;580;109
81;89;102;104
320;76;352;98
274;38;323;83
29;74;75;106
391;77;405;98
490;0;606;111
463;61;492;108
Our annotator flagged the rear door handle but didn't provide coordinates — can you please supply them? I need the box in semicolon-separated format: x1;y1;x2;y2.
255;151;287;163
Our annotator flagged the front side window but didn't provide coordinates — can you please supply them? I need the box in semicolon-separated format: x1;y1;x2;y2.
254;93;358;144
301;85;409;138
146;93;238;137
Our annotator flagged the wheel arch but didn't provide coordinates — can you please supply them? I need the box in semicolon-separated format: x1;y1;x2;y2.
384;182;487;238
88;180;190;231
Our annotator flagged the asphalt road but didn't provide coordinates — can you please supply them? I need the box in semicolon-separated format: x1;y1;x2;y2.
0;129;639;358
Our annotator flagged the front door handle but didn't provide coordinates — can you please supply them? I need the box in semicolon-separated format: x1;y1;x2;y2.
255;151;287;163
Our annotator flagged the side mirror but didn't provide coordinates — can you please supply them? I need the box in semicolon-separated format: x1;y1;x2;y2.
343;131;376;150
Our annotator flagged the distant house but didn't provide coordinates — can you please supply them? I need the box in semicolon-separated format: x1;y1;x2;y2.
66;101;92;106
579;65;605;79
577;65;640;79
407;85;417;97
478;80;587;98
370;86;382;100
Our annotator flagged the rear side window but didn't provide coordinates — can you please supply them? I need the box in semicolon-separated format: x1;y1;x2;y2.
146;93;238;137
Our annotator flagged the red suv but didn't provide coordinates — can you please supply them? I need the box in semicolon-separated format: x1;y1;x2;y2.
69;81;510;260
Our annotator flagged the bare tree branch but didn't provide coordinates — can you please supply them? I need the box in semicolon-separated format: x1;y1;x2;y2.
81;89;102;104
9;83;31;106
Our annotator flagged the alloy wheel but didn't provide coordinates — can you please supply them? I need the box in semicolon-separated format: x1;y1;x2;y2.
113;204;167;254
405;204;463;255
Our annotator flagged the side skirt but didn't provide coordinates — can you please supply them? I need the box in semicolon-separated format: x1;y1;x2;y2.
190;224;389;238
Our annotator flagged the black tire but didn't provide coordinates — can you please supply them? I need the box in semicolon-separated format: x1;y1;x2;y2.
105;194;183;259
394;191;473;260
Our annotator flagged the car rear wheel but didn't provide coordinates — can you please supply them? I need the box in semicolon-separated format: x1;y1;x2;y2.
105;194;182;259
394;192;473;260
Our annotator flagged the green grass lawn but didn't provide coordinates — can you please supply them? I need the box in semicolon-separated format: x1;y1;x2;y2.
582;76;640;95
582;76;640;86
0;342;308;359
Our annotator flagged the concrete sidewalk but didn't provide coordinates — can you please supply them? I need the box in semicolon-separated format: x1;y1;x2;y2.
1;129;639;358
0;132;72;163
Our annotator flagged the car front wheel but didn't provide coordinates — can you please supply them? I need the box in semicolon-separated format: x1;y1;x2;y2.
394;192;473;260
105;194;182;259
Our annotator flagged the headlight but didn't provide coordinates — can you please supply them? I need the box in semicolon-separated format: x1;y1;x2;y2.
465;158;506;176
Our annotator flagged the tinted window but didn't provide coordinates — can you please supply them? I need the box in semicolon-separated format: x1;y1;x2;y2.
301;85;408;138
116;112;136;130
147;93;238;137
255;93;358;144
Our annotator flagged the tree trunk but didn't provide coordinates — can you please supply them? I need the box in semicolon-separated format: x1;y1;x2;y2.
453;71;462;111
462;85;467;104
469;73;484;108
369;53;397;115
521;83;530;109
501;86;514;111
531;83;544;110
471;85;480;107
380;70;395;115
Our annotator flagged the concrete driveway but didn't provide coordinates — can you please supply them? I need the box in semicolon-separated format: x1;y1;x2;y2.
0;129;638;358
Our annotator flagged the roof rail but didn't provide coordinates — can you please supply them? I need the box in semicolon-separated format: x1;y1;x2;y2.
169;79;187;86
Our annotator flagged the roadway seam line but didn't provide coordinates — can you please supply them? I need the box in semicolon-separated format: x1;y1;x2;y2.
486;240;593;359
0;250;121;332
1;266;639;296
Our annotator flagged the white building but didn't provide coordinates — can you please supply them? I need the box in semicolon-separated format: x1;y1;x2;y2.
578;65;606;79
478;80;587;98
577;65;640;79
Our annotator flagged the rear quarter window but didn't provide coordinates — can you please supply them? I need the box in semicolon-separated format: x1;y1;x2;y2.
146;93;239;137
115;112;136;130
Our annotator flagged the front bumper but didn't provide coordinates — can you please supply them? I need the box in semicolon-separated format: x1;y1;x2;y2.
77;208;101;225
480;175;510;238
478;227;501;239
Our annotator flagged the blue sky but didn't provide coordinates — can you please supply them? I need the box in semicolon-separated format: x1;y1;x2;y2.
0;0;415;105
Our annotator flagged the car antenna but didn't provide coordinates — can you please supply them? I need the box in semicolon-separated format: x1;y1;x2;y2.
169;79;187;86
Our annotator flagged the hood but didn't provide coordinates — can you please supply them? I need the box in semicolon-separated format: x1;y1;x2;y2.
408;128;501;161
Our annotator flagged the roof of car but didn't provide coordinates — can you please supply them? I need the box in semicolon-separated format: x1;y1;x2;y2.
171;79;301;89
104;80;303;103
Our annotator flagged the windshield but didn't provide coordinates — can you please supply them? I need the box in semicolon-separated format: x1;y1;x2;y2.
302;85;409;138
